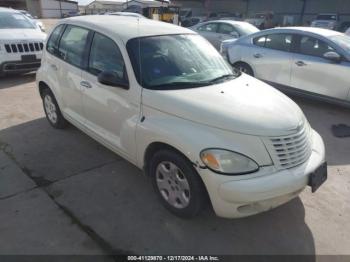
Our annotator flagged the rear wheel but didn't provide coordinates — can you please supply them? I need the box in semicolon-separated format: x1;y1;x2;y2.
150;149;207;218
42;89;68;129
234;62;254;76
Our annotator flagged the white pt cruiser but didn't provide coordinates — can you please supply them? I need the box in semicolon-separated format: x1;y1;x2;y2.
36;16;327;218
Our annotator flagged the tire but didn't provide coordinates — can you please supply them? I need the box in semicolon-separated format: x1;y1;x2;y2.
234;62;254;76
42;89;68;129
149;149;207;218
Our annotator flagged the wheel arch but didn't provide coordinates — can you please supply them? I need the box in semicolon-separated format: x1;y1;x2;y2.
143;141;197;176
232;61;255;76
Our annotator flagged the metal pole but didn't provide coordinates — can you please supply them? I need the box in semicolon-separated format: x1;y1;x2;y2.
300;0;307;25
59;0;62;18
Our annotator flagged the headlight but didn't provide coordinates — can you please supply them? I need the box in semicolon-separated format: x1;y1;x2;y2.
200;149;259;175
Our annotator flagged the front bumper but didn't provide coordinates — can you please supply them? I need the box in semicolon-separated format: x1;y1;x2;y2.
197;129;325;218
0;60;41;74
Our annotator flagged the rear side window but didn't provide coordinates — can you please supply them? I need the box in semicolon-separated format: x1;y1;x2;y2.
47;24;64;56
253;34;292;52
298;36;334;57
58;25;89;68
198;23;218;33
88;33;127;82
218;23;239;36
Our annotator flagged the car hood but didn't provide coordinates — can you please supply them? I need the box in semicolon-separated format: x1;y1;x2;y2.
142;74;305;137
0;29;46;41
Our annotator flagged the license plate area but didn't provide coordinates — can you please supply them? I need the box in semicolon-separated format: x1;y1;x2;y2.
21;55;37;62
308;162;327;193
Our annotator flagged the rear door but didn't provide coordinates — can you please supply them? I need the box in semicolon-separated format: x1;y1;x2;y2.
291;34;350;100
247;33;294;86
55;25;90;125
196;22;220;49
217;23;240;42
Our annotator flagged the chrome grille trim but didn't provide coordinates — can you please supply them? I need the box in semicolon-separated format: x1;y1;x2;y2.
263;122;312;170
4;42;44;53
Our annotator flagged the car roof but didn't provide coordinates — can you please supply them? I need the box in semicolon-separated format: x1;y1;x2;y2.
59;15;194;42
196;20;250;26
0;7;21;13
259;26;343;37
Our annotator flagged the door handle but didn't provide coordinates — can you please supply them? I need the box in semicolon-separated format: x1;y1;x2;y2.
80;81;92;89
254;53;263;58
295;61;307;67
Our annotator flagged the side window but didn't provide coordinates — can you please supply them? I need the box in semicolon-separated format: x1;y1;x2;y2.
218;23;239;36
58;25;89;68
299;36;334;57
253;35;267;47
88;33;127;82
47;24;64;55
198;23;218;33
265;34;292;52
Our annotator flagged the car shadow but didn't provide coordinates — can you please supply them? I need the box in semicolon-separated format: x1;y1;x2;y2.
0;73;36;90
0;118;316;256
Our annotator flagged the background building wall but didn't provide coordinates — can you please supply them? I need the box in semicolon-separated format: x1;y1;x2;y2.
40;0;78;18
26;0;41;17
175;0;350;26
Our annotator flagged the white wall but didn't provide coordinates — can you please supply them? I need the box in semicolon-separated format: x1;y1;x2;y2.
40;0;78;18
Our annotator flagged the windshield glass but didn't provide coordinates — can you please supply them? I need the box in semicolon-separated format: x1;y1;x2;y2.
0;12;35;29
127;34;238;90
331;35;350;53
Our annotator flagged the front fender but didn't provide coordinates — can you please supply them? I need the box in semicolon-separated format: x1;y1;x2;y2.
136;106;272;169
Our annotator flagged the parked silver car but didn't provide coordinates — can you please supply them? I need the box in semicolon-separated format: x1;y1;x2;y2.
226;27;350;106
191;20;259;50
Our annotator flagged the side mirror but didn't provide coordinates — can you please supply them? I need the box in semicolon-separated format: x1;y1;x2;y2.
323;51;341;63
97;71;129;89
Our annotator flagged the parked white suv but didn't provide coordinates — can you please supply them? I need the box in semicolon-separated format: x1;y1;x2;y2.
36;16;327;218
0;8;46;76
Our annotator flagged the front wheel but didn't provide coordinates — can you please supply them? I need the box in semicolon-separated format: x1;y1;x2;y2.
150;149;207;218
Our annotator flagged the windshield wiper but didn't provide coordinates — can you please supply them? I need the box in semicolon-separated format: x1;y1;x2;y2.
206;74;237;84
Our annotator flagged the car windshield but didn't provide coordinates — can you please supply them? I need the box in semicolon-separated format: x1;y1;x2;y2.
316;15;337;20
331;35;350;53
235;23;259;35
127;34;238;90
0;12;35;29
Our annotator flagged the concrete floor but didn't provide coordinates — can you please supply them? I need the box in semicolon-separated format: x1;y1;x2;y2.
0;19;349;258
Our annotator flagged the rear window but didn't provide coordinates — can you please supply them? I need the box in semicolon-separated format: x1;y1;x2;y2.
47;24;65;56
58;25;89;68
0;12;35;29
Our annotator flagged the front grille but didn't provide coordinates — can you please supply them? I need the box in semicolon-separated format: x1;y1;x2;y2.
4;42;44;53
263;122;312;170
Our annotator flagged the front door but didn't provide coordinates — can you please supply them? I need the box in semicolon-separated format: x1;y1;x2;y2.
291;35;350;100
81;32;140;157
